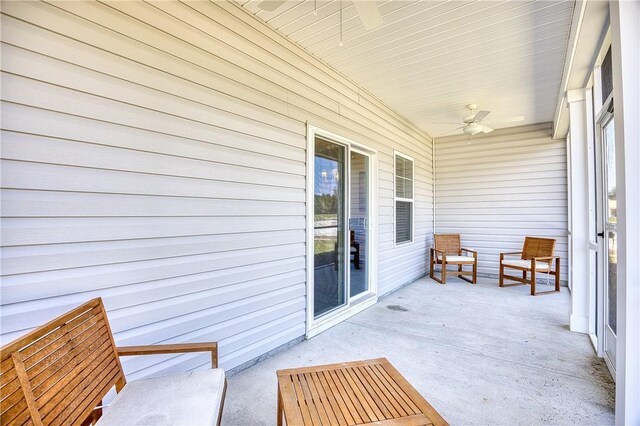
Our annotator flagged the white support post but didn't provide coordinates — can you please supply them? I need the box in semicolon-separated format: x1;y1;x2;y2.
610;1;640;424
566;89;590;334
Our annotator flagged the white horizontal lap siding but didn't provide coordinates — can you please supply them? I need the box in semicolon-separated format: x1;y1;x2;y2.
434;124;568;282
0;1;432;375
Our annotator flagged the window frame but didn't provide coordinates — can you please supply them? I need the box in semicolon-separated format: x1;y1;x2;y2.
393;151;415;246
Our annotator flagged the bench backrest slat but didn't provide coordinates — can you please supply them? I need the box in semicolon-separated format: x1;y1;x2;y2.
0;299;126;426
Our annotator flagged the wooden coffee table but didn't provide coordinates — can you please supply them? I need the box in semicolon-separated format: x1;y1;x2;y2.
277;358;448;426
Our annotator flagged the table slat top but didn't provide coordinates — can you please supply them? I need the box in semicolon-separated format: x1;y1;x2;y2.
277;358;447;426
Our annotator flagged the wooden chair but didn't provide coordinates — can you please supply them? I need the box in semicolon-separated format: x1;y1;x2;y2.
0;298;226;426
430;234;477;284
499;237;561;295
334;229;360;270
350;229;360;269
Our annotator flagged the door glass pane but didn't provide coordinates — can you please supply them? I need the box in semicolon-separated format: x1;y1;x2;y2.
604;119;617;335
607;231;617;334
314;138;346;318
350;152;368;297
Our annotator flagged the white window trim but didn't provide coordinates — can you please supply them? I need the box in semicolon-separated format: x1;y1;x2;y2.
393;151;415;247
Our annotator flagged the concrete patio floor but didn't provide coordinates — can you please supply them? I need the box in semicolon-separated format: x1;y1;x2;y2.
222;276;615;425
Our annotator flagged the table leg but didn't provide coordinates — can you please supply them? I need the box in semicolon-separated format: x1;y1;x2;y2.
277;387;283;426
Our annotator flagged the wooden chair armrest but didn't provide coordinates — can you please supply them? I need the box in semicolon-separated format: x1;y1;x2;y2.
501;251;523;256
432;249;446;260
461;248;477;254
118;342;219;368
531;256;560;261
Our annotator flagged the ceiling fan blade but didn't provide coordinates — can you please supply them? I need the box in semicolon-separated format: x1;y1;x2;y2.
473;110;491;122
438;125;465;136
481;125;494;133
352;0;383;31
486;115;525;123
256;0;287;12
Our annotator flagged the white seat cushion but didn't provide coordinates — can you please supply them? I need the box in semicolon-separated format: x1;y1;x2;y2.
438;255;475;263
502;259;550;271
97;369;225;426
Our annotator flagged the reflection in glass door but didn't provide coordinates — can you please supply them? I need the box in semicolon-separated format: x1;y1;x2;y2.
313;138;346;318
602;117;617;370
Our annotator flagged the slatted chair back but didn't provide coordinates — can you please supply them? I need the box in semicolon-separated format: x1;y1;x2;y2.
434;234;461;255
521;237;556;263
0;298;126;426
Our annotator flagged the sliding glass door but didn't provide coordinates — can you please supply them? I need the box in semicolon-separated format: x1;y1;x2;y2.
311;135;374;324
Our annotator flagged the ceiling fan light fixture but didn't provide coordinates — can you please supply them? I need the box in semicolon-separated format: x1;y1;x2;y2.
463;123;483;136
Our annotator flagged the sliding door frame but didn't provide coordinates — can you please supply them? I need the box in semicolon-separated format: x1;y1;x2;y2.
305;124;378;338
595;95;617;376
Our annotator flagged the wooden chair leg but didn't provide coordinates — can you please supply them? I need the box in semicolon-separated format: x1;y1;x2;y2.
430;250;434;279
555;258;561;292
499;264;504;287
522;270;527;282
442;262;447;284
530;268;536;295
472;254;477;284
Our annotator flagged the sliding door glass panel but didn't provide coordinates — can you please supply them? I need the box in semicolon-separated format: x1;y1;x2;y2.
349;151;369;297
314;138;346;318
604;119;617;335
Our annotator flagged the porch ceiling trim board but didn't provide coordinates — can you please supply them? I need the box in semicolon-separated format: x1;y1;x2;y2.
552;0;609;139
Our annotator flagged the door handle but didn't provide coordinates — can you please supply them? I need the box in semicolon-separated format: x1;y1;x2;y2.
597;231;605;238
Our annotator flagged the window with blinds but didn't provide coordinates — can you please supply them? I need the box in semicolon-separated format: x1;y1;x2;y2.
394;153;414;245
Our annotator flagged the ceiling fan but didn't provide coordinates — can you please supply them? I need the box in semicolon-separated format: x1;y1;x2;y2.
437;104;525;136
256;0;383;31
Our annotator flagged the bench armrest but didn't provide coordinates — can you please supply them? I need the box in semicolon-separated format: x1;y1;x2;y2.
118;342;219;368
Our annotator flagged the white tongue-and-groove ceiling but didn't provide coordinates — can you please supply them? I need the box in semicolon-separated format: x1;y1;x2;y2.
234;0;575;138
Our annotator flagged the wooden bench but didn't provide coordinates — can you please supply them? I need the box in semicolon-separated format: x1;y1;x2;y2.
0;298;226;426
